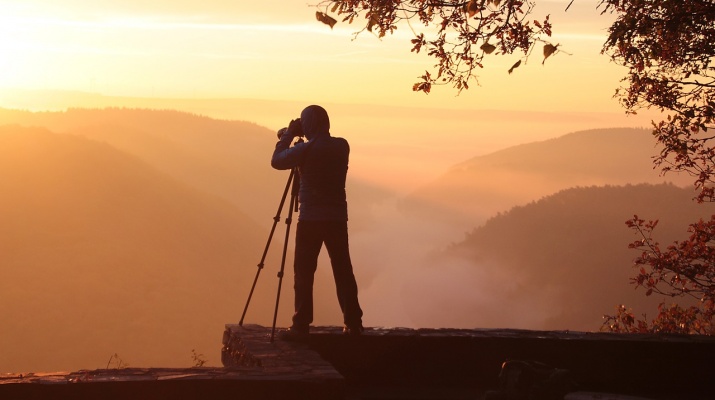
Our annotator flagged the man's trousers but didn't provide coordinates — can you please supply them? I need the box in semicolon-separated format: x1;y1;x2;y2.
291;220;363;329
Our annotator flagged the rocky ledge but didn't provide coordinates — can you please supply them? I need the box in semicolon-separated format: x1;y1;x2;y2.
2;325;713;400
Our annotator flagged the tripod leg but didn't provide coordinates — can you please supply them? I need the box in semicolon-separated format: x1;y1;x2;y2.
239;169;295;326
270;190;298;342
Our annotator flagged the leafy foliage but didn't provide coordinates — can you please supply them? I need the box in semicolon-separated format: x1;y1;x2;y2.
106;353;129;369
191;349;208;367
602;216;715;335
600;0;715;201
315;0;555;93
598;1;715;332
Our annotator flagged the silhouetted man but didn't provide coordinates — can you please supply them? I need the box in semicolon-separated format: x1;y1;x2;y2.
271;105;364;339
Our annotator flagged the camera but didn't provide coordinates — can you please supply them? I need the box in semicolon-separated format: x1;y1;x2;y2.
277;118;303;139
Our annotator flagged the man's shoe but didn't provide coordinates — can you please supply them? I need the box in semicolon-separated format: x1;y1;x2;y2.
343;325;364;336
277;326;309;341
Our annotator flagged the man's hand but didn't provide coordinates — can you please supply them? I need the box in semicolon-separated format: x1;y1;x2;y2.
286;118;303;138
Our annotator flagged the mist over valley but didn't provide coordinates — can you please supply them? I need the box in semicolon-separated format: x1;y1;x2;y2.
0;107;708;373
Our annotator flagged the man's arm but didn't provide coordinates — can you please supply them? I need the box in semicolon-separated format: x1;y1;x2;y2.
271;133;305;170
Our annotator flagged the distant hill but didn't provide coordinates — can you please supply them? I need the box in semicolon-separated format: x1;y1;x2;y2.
0;108;287;224
0;126;308;372
0;107;390;230
399;184;715;331
402;128;691;231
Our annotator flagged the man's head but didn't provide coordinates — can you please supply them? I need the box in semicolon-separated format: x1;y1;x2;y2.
300;105;330;140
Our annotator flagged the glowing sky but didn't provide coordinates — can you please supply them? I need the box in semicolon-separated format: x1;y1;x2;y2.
0;0;631;112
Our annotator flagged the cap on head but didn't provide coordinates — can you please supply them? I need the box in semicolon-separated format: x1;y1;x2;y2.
300;105;330;140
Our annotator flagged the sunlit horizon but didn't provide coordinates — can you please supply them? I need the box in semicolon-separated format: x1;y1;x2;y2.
1;0;629;112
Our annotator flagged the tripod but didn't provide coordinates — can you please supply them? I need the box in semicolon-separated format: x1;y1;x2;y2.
239;165;300;342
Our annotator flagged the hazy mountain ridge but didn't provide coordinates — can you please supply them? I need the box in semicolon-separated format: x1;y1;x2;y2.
0;107;391;229
0;109;385;372
402;128;691;232
399;183;713;331
0;107;285;224
0;125;285;372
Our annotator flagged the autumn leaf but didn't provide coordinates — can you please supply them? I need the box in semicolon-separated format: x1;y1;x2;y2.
367;14;379;32
542;43;559;64
411;33;425;53
316;11;337;29
508;59;521;74
480;42;496;54
412;82;431;93
465;0;478;17
413;71;432;93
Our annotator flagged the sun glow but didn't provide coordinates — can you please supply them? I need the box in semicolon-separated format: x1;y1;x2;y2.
0;0;626;111
0;3;375;98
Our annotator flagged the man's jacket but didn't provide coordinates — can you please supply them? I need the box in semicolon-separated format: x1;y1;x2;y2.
271;119;349;221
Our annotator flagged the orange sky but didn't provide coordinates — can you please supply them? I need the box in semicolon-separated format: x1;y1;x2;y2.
0;0;662;192
1;0;631;110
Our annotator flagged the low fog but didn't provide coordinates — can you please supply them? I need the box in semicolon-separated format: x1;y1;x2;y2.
1;106;709;373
